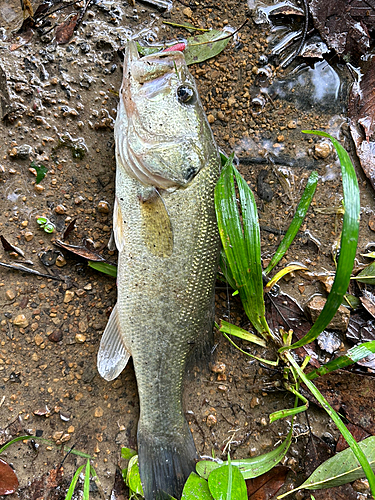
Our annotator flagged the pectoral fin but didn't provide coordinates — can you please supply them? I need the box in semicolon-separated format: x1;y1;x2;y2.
97;303;131;381
140;188;173;258
113;197;126;252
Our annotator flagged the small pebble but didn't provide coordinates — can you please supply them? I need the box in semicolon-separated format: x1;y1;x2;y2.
52;431;64;441
34;334;44;346
60;433;71;443
34;184;45;193
315;141;331;159
24;231;34;241
64;290;75;303
207;114;215;124
368;214;375;232
211;362;226;373
217;111;225;120
97;200;110;213
48;330;63;342
13;314;29;328
5;290;16;300
206;414;217;427
54;205;66;215
95;407;104;417
182;6;192;17
228;96;236;107
55;255;67;267
21;220;28;227
217;385;228;392
75;333;86;343
287;120;297;129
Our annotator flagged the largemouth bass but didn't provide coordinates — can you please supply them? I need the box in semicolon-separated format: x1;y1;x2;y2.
97;40;221;500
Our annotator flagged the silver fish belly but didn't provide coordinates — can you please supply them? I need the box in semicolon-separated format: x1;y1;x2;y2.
97;40;221;500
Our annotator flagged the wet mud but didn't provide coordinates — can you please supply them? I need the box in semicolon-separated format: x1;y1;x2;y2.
0;0;374;498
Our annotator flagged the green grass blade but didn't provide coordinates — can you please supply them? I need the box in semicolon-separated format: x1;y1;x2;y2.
307;341;375;380
219;320;266;347
197;424;293;481
83;459;91;500
284;351;375;497
88;261;117;277
265;171;318;275
222;332;278;365
215;157;271;339
65;464;85;500
280;132;360;352
219;250;237;291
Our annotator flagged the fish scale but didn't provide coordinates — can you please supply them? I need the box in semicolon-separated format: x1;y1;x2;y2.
98;40;221;500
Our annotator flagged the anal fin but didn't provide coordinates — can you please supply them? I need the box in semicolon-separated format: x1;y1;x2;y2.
97;303;131;381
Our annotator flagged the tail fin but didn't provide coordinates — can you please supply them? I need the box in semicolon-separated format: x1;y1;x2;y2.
138;423;197;500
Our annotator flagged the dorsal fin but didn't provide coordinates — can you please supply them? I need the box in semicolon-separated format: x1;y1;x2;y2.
97;303;131;381
140;188;173;258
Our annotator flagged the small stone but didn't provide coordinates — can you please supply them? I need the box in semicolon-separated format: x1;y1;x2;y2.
306;295;350;331
84;283;92;291
228;96;236;107
217;373;227;381
368;214;375;232
182;6;192;17
75;333;86;343
34;334;44;346
277;134;285;142
60;411;71;421
287;120;297;129
211;362;226;373
14;314;29;328
97;200;110;213
54;205;66;215
5;290;16;300
34;184;45;193
250;396;260;409
24;231;34;241
31;353;39;362
112;379;123;389
317;330;341;354
206;414;217;427
217;385;228;392
75;196;85;205
67;425;75;433
60;433;71;443
21;220;28;227
9;144;33;160
217;111;225;120
315;141;331;159
352;478;370;493
52;431;64;441
207;114;215;124
64;290;75;303
55;255;67;267
75;393;83;401
48;330;63;342
94;407;104;417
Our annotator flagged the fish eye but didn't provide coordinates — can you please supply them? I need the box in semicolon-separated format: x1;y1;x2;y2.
177;85;195;104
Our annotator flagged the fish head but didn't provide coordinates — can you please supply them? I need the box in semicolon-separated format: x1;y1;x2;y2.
115;40;218;190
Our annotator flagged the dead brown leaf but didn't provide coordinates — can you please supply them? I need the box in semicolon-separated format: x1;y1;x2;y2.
246;466;289;500
336;422;370;452
309;370;375;435
308;0;374;57
55;14;79;45
17;466;65;500
0;458;19;495
53;239;106;262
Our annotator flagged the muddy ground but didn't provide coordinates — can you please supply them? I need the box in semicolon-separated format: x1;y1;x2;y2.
0;0;374;498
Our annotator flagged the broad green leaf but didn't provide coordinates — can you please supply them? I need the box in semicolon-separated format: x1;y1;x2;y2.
265;171;318;274
215;156;271;340
353;260;375;284
219;320;266;347
280;132;360;352
136;42;160;56
88;261;117;277
342;293;361;309
30;161;48;184
182;472;213;500
83;459;91;500
184;30;230;65
127;455;144;496
65;464;85;500
208;463;247;500
307;341;375;380
297;436;375;491
197;428;292;480
121;447;137;460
